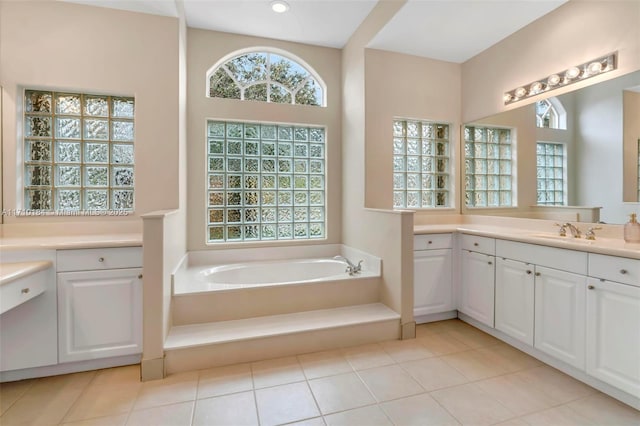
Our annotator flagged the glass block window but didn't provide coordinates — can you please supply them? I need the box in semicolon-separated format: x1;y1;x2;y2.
536;142;566;205
23;90;134;211
208;51;324;106
207;121;325;242
392;119;450;209
464;126;513;207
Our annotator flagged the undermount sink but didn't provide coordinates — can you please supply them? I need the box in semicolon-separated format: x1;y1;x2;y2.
530;233;595;245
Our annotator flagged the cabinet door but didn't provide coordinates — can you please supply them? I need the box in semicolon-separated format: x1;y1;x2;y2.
534;266;586;369
414;249;453;318
58;268;142;363
586;278;640;397
460;250;495;327
0;251;58;372
495;258;534;345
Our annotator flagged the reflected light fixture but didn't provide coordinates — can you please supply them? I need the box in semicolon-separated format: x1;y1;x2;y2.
504;52;617;105
271;0;290;13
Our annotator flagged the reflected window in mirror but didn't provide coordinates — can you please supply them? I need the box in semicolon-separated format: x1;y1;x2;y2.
536;142;566;205
393;119;450;209
464;126;513;207
536;97;567;130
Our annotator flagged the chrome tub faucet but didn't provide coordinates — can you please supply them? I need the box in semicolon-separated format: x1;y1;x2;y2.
333;255;363;276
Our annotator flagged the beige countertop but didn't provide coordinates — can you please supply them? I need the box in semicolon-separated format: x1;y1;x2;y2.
0;261;53;286
0;233;143;251
414;224;640;260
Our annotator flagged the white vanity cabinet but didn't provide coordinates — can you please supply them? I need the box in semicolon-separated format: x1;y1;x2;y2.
495;258;534;346
495;240;588;369
413;234;453;321
56;247;143;363
534;266;586;369
586;254;640;397
0;250;58;372
460;235;496;327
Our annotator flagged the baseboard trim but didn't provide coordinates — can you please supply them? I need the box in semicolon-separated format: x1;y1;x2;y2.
0;354;141;383
141;356;165;381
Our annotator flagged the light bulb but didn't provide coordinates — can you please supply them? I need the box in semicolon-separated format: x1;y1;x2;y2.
547;74;561;86
587;61;603;75
565;67;581;80
503;93;513;103
271;0;289;13
529;81;544;94
514;87;527;98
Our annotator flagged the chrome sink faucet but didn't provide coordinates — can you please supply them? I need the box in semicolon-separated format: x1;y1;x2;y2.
333;255;363;276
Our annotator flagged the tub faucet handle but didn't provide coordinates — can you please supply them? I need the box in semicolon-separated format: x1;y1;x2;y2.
333;255;363;276
346;260;363;276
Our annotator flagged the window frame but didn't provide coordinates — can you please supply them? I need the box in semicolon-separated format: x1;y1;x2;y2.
536;97;567;130
20;88;135;213
392;118;452;210
206;47;327;107
464;124;515;208
536;141;567;206
205;119;327;244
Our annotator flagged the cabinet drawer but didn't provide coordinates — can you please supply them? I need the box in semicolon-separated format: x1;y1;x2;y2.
496;239;587;275
414;234;452;250
589;254;640;287
0;268;48;315
460;234;495;255
57;247;142;272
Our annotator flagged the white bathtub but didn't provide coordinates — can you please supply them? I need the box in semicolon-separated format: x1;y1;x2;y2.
173;245;380;295
201;258;351;286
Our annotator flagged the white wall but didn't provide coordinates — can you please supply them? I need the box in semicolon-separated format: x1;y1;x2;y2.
186;29;342;251
364;49;461;213
462;1;640;122
342;1;416;335
573;71;640;223
0;1;180;233
623;90;640;203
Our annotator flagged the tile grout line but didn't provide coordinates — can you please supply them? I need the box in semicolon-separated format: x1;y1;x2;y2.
0;378;35;420
56;370;99;425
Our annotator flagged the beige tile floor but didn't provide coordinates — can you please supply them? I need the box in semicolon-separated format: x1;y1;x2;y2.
1;319;639;426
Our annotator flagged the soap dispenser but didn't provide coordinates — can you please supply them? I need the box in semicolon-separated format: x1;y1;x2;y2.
624;213;640;243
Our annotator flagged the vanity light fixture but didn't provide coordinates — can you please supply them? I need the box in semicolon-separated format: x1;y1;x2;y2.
271;0;290;13
504;52;617;105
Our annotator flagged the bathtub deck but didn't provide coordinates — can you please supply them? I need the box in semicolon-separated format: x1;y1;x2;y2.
164;303;399;350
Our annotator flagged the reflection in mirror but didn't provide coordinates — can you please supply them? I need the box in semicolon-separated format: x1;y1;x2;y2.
464;70;640;224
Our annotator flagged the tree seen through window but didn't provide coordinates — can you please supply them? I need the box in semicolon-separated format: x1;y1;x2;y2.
208;52;324;106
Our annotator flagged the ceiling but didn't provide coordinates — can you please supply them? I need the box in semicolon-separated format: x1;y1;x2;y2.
63;0;568;63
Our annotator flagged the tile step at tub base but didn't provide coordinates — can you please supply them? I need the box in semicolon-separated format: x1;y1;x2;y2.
163;303;400;373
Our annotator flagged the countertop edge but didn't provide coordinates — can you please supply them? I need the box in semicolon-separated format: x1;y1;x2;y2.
414;225;640;260
0;261;53;286
0;234;143;251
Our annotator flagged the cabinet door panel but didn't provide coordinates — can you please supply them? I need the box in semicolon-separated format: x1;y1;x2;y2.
460;250;495;327
534;266;586;369
495;258;534;345
414;249;453;318
58;268;142;363
586;279;640;397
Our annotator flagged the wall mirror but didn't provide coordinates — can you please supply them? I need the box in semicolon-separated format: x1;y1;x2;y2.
463;70;640;224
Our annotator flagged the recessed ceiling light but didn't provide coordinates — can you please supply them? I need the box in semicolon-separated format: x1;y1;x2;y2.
271;0;289;13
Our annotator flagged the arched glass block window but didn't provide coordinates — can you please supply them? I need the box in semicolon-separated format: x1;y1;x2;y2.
536;97;567;129
207;50;325;107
